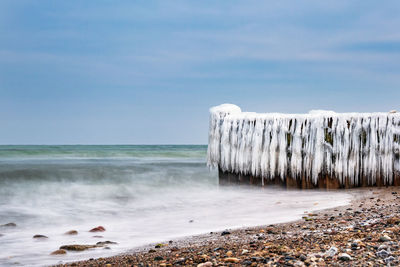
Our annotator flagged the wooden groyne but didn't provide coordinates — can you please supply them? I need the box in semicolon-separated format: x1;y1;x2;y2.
208;104;400;189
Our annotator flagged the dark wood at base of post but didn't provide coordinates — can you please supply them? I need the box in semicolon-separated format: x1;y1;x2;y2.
218;168;400;189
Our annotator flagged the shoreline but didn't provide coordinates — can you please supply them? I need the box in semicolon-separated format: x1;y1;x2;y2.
57;187;400;266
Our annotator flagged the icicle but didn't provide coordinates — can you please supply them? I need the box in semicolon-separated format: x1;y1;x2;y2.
207;104;400;186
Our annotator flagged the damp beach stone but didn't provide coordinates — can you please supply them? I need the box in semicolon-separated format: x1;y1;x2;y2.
60;244;97;251
33;234;48;239
64;230;78;235
1;223;16;227
89;226;106;232
51;249;67;255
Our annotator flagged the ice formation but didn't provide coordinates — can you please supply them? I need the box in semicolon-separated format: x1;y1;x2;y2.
207;104;400;186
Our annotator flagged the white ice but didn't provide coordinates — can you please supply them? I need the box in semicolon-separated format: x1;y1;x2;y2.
207;104;400;186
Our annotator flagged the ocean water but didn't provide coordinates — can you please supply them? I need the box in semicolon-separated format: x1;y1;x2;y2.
0;145;352;266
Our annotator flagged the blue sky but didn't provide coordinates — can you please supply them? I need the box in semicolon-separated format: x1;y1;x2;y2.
1;1;400;144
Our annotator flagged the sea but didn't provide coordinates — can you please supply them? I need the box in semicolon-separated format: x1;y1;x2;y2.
0;145;352;266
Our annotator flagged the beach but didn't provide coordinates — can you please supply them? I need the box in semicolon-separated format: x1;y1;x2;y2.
0;145;350;266
55;187;400;266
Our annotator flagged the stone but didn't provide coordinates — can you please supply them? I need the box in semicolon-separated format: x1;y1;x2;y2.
64;230;78;235
338;253;352;261
379;235;391;242
294;261;306;267
1;223;16;227
385;256;395;263
377;249;390;258
89;226;106;232
50;249;67;255
173;257;186;264
221;231;231;236
96;241;117;246
224;257;240;263
33;234;48;239
197;262;212;267
324;246;338;257
60;244;97;251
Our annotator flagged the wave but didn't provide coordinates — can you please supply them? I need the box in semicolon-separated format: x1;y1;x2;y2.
0;145;207;160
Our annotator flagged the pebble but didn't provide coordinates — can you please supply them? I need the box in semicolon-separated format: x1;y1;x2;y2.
50;249;67;255
379;235;391;242
224;257;240;263
1;223;16;227
33;234;48;239
60;244;97;251
377;249;390;258
324;246;338;257
89;226;106;232
65;230;78;235
197;262;212;267
338;253;352;261
221;230;231;236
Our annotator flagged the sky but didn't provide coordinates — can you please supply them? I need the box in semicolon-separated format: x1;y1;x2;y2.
1;1;400;144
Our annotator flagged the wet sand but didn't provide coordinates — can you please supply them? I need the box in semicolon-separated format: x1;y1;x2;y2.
56;187;400;266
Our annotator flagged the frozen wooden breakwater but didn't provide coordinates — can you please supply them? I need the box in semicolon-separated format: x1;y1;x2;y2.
207;104;400;189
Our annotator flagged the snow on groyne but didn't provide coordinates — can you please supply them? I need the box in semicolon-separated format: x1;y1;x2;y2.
207;104;400;188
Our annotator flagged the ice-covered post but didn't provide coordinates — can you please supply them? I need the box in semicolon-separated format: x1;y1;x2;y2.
207;104;400;189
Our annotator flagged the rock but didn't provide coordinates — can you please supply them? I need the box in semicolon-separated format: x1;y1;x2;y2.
64;230;78;235
241;249;249;254
89;226;106;232
294;261;306;267
378;244;388;250
189;220;194;223
377;249;391;258
379;235;391;242
33;234;48;239
197;262;212;267
385;256;395;263
221;231;231;236
299;254;307;261
148;249;156;253
173;257;186;264
224;257;240;263
96;241;117;246
389;110;397;113
324;246;338;257
1;223;16;227
60;244;97;251
51;249;67;255
154;256;163;261
226;250;233;257
338;253;352;261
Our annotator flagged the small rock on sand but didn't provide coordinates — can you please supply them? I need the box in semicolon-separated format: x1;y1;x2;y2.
60;244;97;251
51;249;67;255
221;230;231;236
64;230;78;235
96;241;117;246
224;257;240;263
1;223;16;227
338;253;352;261
33;235;48;239
197;262;212;267
89;226;106;232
